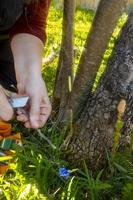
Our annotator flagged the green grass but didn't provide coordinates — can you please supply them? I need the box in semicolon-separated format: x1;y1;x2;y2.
0;4;133;200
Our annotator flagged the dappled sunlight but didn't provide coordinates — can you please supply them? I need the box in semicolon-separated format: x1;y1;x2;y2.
1;1;133;200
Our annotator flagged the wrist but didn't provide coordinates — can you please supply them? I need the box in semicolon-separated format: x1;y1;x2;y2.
17;64;42;83
17;74;44;94
27;63;42;77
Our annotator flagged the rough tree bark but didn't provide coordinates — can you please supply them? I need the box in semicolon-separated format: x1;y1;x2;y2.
62;11;133;169
120;84;133;146
52;0;75;122
70;0;126;115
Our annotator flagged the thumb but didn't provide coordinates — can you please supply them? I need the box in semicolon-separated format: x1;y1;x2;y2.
29;95;41;129
0;88;14;121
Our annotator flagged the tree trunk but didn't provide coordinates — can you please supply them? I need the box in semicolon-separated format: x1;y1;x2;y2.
70;0;126;116
120;86;133;147
52;0;75;122
62;11;133;169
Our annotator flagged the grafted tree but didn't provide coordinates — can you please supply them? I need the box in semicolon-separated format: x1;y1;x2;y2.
53;0;126;121
52;0;133;169
63;10;133;168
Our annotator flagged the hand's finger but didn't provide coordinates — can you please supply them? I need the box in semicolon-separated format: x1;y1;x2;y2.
40;106;50;114
17;108;27;115
24;121;31;128
42;93;51;106
17;114;29;123
17;107;29;121
39;104;52;127
26;108;51;129
17;108;29;117
39;115;49;128
29;96;41;129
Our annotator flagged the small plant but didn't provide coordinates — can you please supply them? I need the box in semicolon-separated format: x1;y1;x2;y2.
122;183;133;200
77;162;111;200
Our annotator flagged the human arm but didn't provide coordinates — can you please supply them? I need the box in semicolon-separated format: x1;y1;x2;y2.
11;33;51;128
10;0;52;128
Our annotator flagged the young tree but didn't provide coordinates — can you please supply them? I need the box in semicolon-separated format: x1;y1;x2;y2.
52;0;75;123
70;0;126;115
53;0;132;169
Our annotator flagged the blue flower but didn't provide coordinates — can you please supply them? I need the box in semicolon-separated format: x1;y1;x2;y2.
59;167;70;179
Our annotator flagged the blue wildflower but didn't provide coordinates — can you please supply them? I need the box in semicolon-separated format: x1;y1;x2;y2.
59;167;70;179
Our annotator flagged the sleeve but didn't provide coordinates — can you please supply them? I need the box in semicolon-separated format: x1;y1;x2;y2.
9;0;51;44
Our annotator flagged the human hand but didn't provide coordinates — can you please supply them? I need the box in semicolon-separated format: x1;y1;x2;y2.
16;76;52;129
0;87;14;121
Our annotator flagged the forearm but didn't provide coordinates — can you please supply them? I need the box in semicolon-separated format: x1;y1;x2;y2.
11;33;43;84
